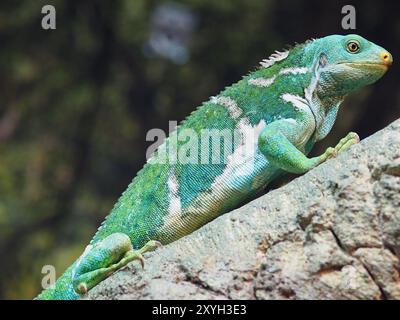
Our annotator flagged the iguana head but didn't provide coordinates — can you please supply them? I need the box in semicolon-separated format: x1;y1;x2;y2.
310;34;392;97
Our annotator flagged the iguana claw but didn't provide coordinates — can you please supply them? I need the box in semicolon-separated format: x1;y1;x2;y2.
334;132;360;154
72;234;162;295
138;240;162;269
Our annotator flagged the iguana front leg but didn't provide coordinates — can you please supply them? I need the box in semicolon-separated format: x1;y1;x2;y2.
258;120;359;174
72;233;161;295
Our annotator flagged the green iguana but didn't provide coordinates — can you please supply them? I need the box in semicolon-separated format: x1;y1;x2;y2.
36;34;392;299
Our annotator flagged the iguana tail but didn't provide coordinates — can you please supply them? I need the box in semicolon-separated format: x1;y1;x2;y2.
35;263;80;300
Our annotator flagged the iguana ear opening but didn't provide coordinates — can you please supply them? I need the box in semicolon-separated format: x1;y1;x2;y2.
310;52;328;77
318;53;328;68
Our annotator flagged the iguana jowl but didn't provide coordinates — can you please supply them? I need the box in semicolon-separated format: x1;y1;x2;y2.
37;34;392;299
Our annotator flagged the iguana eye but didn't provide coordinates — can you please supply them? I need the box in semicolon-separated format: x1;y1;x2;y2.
346;40;360;53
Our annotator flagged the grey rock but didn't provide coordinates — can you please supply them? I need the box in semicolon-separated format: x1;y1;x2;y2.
87;119;400;300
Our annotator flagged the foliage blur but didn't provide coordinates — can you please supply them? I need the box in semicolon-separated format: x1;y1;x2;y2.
0;0;399;299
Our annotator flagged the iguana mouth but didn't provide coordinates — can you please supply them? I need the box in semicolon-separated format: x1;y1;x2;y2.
339;62;389;70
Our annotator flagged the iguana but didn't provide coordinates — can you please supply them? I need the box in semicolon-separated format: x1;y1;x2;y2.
36;34;392;299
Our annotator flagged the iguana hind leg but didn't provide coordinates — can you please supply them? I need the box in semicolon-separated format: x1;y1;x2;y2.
72;233;161;295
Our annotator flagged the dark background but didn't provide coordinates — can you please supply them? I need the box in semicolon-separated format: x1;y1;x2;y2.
0;0;399;299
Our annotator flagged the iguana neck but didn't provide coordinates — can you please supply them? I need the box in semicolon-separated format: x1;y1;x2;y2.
310;87;345;142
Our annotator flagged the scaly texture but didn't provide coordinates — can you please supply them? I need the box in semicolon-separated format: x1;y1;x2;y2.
36;34;392;299
87;119;400;300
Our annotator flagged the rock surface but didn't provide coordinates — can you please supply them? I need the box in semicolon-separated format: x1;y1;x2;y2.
87;119;400;300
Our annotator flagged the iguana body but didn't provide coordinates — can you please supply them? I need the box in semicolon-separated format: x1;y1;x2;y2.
37;34;392;299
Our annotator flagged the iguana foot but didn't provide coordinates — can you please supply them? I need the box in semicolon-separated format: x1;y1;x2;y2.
72;233;161;295
113;239;161;270
333;132;360;154
319;146;337;161
315;132;359;164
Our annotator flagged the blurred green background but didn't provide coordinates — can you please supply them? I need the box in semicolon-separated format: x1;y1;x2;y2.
0;0;399;299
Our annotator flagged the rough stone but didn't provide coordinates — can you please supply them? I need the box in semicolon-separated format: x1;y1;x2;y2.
87;119;400;300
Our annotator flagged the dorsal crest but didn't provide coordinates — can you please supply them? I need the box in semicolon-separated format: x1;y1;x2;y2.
259;50;289;68
260;38;318;69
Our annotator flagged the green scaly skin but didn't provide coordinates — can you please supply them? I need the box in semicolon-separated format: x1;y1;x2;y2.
36;34;392;300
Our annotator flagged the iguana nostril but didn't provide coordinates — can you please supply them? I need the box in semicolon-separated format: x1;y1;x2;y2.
380;52;393;65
